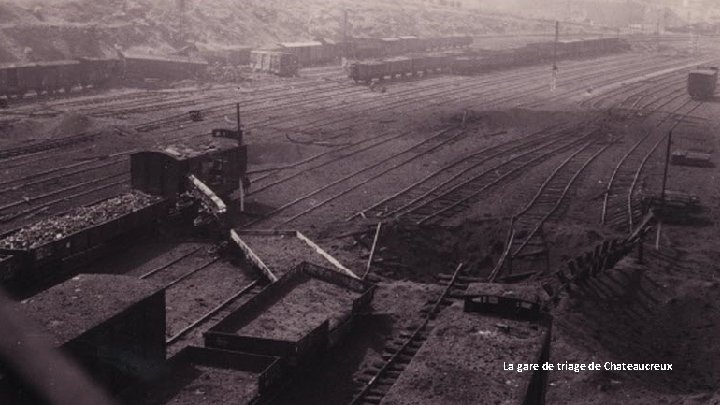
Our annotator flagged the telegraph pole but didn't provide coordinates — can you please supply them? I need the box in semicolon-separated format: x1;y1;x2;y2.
660;129;673;209
343;9;349;58
552;21;559;91
656;8;661;52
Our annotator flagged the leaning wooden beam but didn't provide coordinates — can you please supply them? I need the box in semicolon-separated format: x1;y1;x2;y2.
188;174;227;216
362;222;383;280
296;231;359;279
487;230;515;283
229;229;278;282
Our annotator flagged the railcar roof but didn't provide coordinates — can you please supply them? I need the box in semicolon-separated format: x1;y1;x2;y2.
280;41;324;48
123;53;208;65
690;68;718;76
159;137;239;160
251;49;290;54
0;60;80;68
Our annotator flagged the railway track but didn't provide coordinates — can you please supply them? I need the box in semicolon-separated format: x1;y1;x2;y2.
125;242;267;350
249;130;413;193
601;99;704;232
517;57;704;110
0;52;690;171
0;54;668;202
152;52;668;139
350;262;466;405
0;52;711;235
246;126;466;228
249;55;688;228
507;138;611;274
348;123;569;220
393;126;600;226
133;80;359;133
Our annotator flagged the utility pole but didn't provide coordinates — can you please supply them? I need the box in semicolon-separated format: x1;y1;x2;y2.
236;103;242;144
656;8;661;52
343;9;349;59
552;21;559;92
660;129;673;210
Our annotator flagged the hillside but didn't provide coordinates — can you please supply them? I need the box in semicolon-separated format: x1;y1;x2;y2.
465;0;720;28
0;0;604;63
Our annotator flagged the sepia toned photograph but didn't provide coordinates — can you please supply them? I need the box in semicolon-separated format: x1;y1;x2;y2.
0;0;718;404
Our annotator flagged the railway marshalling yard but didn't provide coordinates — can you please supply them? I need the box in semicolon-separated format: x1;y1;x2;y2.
2;36;720;404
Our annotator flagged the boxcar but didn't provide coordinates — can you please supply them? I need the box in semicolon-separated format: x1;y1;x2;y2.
380;38;405;56
398;36;424;53
687;67;718;100
250;50;298;77
123;54;208;81
410;54;448;76
386;56;413;79
349;60;387;83
351;37;385;59
201;47;253;66
77;57;123;89
0;60;80;97
131;138;247;202
279;41;331;66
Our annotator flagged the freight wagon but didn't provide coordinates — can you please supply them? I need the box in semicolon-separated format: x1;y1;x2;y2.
123;53;209;81
0;59;120;98
349;37;628;83
349;54;450;83
350;37;386;59
687;67;718;100
279;41;336;66
251;50;299;77
131;135;248;203
200;46;253;66
0;192;169;288
0;135;249;289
